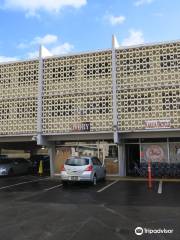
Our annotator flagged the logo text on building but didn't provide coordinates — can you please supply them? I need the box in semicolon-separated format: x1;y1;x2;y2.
144;120;171;129
71;122;90;132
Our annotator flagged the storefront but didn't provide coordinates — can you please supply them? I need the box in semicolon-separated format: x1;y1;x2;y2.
125;137;180;177
53;141;119;176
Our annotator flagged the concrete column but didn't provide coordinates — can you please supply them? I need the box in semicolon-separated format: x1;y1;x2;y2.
36;46;49;146
48;143;56;177
112;35;119;144
118;143;126;176
37;46;44;145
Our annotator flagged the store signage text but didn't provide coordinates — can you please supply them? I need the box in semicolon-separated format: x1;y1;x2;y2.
144;120;171;129
71;122;90;132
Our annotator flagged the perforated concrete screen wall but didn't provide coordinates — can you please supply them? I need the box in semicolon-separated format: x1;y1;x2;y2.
0;60;39;135
116;42;180;131
42;51;113;134
0;41;180;136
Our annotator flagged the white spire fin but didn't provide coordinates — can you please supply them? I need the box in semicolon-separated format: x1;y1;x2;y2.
39;45;52;58
112;35;119;49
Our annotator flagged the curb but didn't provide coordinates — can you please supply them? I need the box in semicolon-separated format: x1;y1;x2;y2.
52;174;180;183
106;176;180;182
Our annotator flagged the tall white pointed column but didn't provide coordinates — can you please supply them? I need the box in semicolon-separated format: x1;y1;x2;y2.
112;35;126;176
37;45;43;144
37;45;52;145
112;35;119;144
37;45;55;177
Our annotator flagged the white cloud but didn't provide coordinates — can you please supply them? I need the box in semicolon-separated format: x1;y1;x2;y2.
121;30;144;46
27;42;74;58
0;55;18;63
18;34;58;49
2;0;87;15
134;0;154;7
27;51;39;59
106;15;126;25
18;33;74;59
32;34;58;45
51;42;74;55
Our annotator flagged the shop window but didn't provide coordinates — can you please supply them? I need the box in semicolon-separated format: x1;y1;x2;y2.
107;146;118;158
169;143;180;163
141;143;168;163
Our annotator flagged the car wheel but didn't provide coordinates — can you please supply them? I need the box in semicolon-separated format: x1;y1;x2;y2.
8;168;14;176
92;175;97;186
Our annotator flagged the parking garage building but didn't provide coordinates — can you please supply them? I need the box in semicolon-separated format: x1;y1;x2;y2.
0;37;180;177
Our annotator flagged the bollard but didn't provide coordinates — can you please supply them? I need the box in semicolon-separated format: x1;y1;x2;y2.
148;160;152;189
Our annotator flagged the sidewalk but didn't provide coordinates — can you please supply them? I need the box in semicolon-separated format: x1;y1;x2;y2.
106;175;180;182
52;173;180;182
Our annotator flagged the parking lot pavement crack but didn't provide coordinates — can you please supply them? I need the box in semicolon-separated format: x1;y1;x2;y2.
99;204;136;223
65;217;93;240
89;216;126;240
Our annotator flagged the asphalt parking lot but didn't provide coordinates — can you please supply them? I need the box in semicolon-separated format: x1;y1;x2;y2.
0;175;179;240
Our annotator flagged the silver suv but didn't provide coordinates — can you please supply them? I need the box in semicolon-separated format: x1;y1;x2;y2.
60;156;106;186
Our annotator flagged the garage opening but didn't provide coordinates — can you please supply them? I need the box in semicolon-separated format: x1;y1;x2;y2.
0;142;50;176
125;144;140;176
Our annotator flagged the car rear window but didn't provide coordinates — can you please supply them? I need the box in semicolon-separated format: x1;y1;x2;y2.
65;158;89;166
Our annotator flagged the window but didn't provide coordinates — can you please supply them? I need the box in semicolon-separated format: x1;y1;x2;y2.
65;158;89;166
96;158;102;166
92;157;101;165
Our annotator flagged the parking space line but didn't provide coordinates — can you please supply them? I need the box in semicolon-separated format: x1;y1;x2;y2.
97;180;119;193
43;184;63;192
0;177;50;190
158;180;163;194
10;175;29;179
8;175;42;180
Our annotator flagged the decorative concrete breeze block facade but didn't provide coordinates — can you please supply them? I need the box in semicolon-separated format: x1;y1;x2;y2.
0;41;179;136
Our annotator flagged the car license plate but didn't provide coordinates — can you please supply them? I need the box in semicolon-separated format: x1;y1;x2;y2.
71;176;78;181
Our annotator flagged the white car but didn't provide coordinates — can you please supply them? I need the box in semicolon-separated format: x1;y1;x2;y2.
60;156;106;186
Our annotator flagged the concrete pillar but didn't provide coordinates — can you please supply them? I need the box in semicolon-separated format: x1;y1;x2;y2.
48;143;56;177
30;148;37;157
118;143;126;176
112;35;119;144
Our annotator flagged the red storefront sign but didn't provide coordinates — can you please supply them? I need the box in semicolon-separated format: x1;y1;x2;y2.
144;120;171;129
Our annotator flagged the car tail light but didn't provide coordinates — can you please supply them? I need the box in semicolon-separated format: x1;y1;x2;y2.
61;165;65;171
85;165;93;171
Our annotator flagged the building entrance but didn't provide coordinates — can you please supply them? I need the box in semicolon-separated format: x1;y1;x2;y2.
125;144;140;176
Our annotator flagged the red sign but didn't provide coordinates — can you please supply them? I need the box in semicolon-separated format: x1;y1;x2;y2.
144;120;171;129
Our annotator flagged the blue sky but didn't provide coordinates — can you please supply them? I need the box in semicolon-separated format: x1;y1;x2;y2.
0;0;180;62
